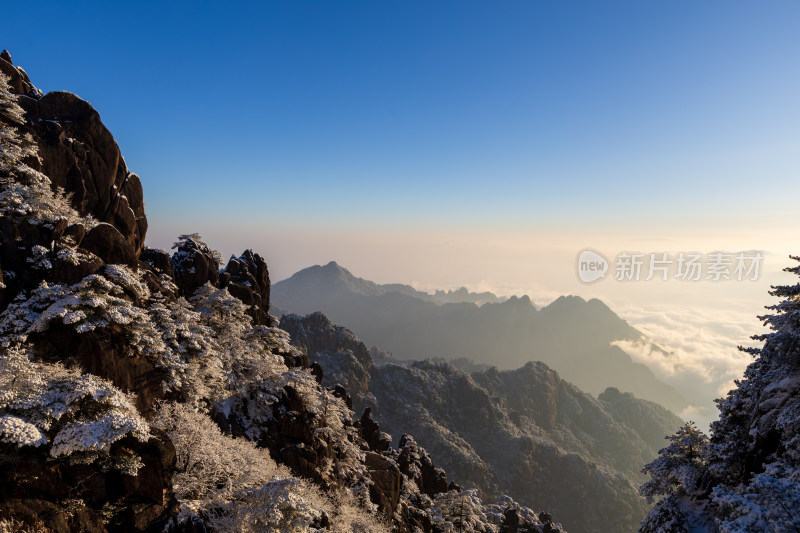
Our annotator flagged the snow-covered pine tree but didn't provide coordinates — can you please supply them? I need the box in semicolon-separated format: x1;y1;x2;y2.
0;70;35;169
707;256;800;485
640;256;800;532
705;255;800;530
0;70;90;229
640;421;708;503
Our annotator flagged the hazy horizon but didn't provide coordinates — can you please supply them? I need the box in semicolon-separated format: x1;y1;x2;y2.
187;231;789;431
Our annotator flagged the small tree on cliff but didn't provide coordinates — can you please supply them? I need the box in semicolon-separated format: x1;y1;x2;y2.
640;421;709;502
0;70;84;225
0;69;37;181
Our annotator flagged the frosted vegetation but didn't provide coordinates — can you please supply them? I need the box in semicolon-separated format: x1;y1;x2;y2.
0;343;150;470
639;258;800;532
0;260;394;529
0;71;94;230
152;402;389;533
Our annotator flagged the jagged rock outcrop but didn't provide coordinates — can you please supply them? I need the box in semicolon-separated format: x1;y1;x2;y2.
0;51;147;256
358;407;392;453
169;234;220;297
160;236;275;327
0;50;37;97
395;435;455;497
219;249;271;326
280;312;374;400
0;49;273;329
363;451;404;519
139;247;174;279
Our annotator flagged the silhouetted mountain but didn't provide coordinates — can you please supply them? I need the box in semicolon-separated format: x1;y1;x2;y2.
431;286;507;305
273;263;687;412
276;261;506;307
281;312;685;533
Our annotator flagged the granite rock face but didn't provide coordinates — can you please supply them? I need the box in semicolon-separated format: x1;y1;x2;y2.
220;249;272;326
0;52;147;256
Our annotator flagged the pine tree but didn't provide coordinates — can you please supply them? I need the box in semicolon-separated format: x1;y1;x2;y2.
640;256;800;531
707;256;800;486
0;70;36;175
0;70;89;226
640;421;709;503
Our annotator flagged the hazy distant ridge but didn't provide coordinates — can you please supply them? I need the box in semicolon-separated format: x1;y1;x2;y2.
273;261;688;412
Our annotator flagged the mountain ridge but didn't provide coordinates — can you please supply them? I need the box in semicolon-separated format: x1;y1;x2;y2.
277;260;509;307
273;261;687;412
280;311;686;533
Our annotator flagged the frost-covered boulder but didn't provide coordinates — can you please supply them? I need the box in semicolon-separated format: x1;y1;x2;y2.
81;222;137;266
170;233;221;297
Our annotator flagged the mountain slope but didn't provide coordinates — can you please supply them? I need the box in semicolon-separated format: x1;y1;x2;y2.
273;262;687;412
281;312;685;533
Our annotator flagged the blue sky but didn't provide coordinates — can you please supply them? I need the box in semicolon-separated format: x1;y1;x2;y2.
6;1;800;233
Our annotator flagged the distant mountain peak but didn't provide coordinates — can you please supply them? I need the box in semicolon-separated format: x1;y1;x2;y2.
322;260;344;271
276;263;509;306
547;295;587;307
288;261;357;282
506;294;533;305
320;260;356;279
